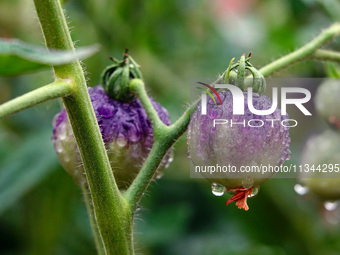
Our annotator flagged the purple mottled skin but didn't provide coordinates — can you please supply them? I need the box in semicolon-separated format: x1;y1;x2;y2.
54;86;170;142
188;91;291;190
53;85;172;188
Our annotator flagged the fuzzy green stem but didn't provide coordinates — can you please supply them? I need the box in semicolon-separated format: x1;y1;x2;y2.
124;140;170;210
311;49;340;62
168;102;198;139
125;79;197;210
124;102;196;210
34;0;133;254
81;184;105;255
258;23;340;76
0;81;71;119
129;79;167;134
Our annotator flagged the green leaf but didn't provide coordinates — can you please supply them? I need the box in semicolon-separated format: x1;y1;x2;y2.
0;131;59;215
0;38;100;76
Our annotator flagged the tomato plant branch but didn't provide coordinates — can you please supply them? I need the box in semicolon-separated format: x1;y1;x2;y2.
81;184;105;255
168;102;198;139
125;79;198;210
124;139;171;210
34;0;133;254
0;81;71;119
311;49;340;62
129;79;168;135
258;23;340;76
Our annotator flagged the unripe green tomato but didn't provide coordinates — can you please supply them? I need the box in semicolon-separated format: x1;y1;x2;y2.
300;130;340;200
315;79;340;128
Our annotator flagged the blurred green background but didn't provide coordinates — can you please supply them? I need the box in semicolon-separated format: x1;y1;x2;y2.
1;0;340;254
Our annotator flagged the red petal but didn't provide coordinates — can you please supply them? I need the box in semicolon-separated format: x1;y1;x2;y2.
225;187;253;211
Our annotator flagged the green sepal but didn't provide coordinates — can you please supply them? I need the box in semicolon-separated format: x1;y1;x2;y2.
106;67;124;98
223;53;266;94
116;60;135;102
101;52;143;102
128;56;143;79
236;54;246;90
245;66;266;93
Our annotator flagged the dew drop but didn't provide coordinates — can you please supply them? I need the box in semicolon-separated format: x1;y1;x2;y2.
64;154;70;163
155;172;164;179
294;184;309;195
211;183;226;196
116;133;127;147
286;149;292;160
54;141;63;153
242;176;254;189
248;187;259;198
130;143;141;158
58;123;67;141
324;202;340;225
324;201;338;211
129;131;140;142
